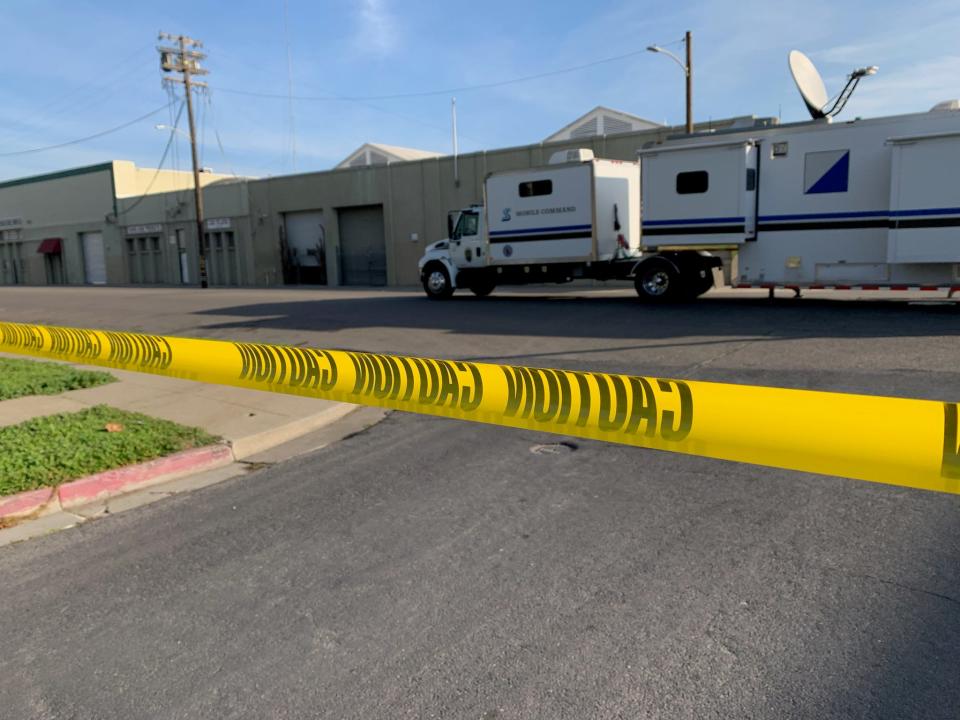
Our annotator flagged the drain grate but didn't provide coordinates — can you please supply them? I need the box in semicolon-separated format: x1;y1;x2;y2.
529;442;577;455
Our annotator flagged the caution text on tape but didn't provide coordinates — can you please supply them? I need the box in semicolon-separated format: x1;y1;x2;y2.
1;321;957;495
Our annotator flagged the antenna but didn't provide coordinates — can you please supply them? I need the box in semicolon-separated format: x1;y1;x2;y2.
789;50;877;120
451;97;459;187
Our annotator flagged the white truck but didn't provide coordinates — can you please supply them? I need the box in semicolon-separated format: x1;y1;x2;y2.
420;51;960;302
418;149;722;301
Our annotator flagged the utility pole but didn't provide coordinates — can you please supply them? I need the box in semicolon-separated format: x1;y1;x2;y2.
647;31;694;134
158;32;209;288
684;31;693;135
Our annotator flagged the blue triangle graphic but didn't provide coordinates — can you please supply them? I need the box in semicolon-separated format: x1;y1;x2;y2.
807;151;849;194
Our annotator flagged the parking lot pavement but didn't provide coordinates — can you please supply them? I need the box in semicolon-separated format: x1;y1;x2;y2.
1;410;958;718
0;285;958;396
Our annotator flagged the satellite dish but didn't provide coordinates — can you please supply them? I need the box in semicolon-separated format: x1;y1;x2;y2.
789;50;829;119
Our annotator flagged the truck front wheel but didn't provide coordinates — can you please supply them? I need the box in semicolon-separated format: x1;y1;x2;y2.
635;259;680;303
422;263;454;300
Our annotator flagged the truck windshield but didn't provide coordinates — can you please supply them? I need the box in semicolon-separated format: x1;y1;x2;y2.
454;212;479;239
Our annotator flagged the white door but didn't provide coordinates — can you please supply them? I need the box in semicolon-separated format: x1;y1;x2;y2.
176;229;190;284
449;208;485;268
81;231;107;285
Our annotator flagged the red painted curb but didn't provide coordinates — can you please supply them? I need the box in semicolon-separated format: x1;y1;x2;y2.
0;487;56;519
58;444;234;510
0;444;234;520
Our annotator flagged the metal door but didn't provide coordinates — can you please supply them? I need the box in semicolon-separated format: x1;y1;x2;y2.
81;231;107;284
337;205;387;286
283;210;327;284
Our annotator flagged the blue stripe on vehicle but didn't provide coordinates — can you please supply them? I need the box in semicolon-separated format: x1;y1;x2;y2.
759;210;890;221
890;207;960;218
642;216;745;226
489;224;592;236
645;207;960;228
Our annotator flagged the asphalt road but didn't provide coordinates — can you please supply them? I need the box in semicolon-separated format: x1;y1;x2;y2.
1;286;959;718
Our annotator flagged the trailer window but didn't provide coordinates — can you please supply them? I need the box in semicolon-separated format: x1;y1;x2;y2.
676;171;709;194
519;179;553;197
746;168;757;191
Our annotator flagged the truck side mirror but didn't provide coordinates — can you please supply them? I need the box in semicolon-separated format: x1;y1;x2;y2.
447;215;454;238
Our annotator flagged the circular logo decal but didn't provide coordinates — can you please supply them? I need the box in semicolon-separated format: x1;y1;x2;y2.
503;244;513;257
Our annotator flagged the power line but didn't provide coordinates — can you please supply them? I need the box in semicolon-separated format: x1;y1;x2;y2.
0;103;174;157
213;47;652;102
204;92;238;178
0;45;156;140
118;102;186;215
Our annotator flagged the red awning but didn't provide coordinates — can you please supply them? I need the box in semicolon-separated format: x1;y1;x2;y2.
37;238;62;254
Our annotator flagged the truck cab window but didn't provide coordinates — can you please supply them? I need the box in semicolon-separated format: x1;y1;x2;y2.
454;212;479;239
519;179;553;197
676;171;709;194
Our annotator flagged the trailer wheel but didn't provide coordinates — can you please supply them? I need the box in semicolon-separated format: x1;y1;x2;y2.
635;259;680;303
468;278;496;297
422;263;454;300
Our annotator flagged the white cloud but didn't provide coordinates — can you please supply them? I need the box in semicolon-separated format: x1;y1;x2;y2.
355;0;398;56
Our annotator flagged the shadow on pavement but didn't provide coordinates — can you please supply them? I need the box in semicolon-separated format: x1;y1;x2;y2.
193;293;960;342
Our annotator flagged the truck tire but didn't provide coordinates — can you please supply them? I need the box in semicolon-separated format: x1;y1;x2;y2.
468;278;496;297
423;263;454;300
635;258;680;303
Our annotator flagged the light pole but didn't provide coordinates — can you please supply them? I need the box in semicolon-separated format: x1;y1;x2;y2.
154;123;189;138
647;31;693;134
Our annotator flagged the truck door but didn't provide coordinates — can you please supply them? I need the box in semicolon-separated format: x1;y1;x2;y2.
887;132;960;263
640;140;756;247
449;209;485;268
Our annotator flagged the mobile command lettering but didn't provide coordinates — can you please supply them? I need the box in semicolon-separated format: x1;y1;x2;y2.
419;50;960;302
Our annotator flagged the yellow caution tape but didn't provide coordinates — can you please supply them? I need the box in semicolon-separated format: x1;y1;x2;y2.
0;321;957;494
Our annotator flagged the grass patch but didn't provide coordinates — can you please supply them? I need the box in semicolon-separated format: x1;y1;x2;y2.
0;356;114;401
0;405;219;496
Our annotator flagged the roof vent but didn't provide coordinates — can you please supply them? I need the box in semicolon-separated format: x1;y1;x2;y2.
549;148;594;165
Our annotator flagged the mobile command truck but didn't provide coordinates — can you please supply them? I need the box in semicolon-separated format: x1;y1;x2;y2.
420;52;960;302
418;149;723;301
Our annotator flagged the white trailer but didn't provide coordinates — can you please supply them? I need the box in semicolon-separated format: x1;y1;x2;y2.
638;105;960;298
418;149;721;299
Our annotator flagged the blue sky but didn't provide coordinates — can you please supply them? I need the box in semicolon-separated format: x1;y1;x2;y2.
1;0;958;181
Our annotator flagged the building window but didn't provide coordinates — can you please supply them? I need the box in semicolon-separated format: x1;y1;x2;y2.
676;171;709;194
519;179;553;198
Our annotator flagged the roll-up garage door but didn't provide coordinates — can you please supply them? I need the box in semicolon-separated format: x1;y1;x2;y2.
337;205;387;286
81;231;107;285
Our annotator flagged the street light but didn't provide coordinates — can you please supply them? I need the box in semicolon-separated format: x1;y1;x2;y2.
648;31;693;134
154;123;189;138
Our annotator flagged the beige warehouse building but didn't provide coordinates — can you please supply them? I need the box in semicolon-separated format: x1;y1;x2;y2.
0;112;767;289
0;161;237;286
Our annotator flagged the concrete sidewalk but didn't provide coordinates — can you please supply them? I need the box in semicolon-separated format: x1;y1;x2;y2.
0;352;355;460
